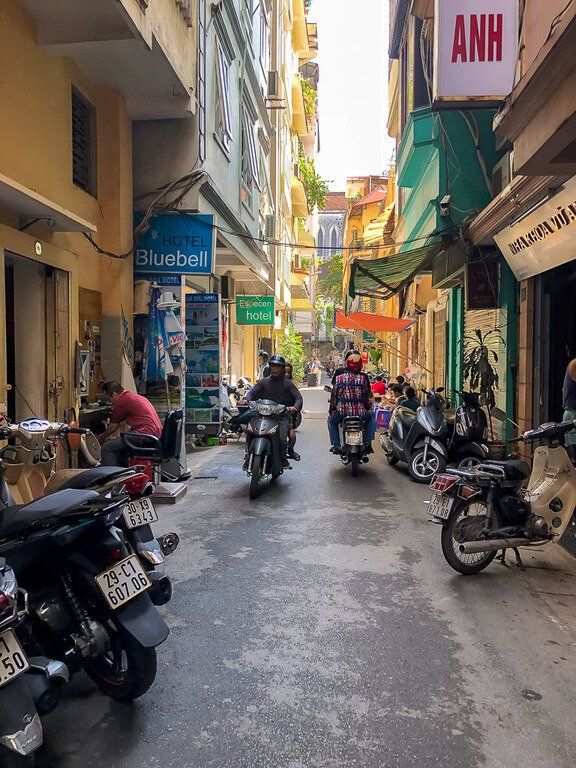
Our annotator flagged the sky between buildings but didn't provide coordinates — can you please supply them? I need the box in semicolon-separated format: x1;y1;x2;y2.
312;0;396;190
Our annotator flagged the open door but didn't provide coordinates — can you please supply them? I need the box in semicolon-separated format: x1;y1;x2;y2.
46;268;71;421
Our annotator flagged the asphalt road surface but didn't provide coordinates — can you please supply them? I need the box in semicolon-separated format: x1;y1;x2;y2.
38;388;576;768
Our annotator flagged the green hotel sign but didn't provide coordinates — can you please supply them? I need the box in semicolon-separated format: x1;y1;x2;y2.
235;295;275;325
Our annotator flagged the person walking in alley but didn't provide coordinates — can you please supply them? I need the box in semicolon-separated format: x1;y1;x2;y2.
328;353;375;454
258;351;270;379
562;357;576;459
98;381;162;466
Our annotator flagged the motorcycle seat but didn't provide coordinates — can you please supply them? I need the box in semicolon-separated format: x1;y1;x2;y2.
56;466;131;491
0;489;100;538
483;459;531;481
397;408;417;426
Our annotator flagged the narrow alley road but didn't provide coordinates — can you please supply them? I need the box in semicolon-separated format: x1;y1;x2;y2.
39;388;576;768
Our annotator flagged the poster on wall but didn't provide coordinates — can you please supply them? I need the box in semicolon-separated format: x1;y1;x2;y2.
185;293;222;432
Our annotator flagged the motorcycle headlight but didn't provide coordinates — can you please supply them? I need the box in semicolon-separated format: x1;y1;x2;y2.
257;404;274;416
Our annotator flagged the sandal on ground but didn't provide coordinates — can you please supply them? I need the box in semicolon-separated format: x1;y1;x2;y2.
329;446;341;454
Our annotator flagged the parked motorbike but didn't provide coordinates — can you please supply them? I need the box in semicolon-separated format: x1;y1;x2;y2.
0;557;68;767
427;416;576;575
245;400;291;499
0;486;169;707
381;388;488;483
0;420;179;605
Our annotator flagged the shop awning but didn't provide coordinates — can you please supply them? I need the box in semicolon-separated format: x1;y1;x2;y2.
345;238;444;311
335;309;413;334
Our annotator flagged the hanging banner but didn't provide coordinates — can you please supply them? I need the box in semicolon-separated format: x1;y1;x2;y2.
134;213;214;275
185;293;222;432
235;296;275;325
433;0;518;107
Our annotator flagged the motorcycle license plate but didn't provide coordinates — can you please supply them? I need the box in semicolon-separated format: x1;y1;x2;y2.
346;430;363;446
123;498;159;529
427;493;454;520
95;555;151;610
0;629;29;688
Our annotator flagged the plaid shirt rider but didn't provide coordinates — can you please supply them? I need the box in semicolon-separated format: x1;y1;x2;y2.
331;371;373;417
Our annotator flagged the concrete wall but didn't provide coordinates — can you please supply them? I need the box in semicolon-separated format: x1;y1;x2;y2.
521;0;571;74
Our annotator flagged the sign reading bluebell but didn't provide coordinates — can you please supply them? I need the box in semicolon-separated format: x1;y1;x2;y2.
133;213;214;275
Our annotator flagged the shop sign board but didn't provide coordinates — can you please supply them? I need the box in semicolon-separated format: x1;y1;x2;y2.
134;213;214;275
494;177;576;281
433;0;518;107
465;259;500;310
235;296;275;325
185;293;222;429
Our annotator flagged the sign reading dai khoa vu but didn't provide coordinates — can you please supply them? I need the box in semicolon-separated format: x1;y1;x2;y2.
236;296;275;325
134;213;214;275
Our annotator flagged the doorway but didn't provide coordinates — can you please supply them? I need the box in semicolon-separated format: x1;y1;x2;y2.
4;253;70;421
532;261;576;425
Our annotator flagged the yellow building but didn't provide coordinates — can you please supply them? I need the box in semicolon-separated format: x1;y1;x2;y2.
0;0;195;419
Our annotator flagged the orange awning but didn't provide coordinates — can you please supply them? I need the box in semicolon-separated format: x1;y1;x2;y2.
335;309;413;334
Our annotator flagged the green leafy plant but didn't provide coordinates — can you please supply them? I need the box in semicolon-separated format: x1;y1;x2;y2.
301;79;317;123
278;324;306;382
297;155;329;211
316;252;343;304
300;255;311;271
462;328;505;437
368;347;382;367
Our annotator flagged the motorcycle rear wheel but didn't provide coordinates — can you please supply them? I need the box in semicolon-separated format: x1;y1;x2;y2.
351;455;360;477
441;500;497;575
249;454;262;499
86;634;157;703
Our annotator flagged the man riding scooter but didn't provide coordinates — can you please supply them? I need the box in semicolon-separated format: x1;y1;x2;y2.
328;352;375;454
245;354;303;472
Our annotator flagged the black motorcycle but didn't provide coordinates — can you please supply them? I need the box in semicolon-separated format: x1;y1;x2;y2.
0;485;169;710
381;387;488;483
0;557;68;767
245;400;291;499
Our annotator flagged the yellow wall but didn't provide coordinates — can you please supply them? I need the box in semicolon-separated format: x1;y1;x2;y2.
0;0;134;408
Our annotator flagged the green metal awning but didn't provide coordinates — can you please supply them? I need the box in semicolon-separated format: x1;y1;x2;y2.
345;239;444;312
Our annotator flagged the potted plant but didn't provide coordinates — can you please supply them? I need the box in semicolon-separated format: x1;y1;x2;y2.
461;328;506;457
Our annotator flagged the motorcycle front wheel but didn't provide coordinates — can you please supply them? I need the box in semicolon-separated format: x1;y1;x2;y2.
440;499;497;575
249;454;262;499
86;634;157;703
408;447;446;483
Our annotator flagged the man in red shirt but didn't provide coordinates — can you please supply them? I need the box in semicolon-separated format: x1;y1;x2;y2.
99;381;162;466
371;375;387;397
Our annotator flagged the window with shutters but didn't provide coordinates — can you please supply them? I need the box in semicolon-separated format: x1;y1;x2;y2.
240;102;261;210
71;88;97;196
215;38;233;154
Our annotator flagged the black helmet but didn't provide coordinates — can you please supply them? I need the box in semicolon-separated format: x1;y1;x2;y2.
258;350;269;360
268;354;286;366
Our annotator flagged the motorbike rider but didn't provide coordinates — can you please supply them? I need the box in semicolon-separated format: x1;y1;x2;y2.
328;353;375;454
246;354;303;470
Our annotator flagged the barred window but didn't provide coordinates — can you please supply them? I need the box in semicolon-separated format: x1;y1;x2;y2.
71;88;97;196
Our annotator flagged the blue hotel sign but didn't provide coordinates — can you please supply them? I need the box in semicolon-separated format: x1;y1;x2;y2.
133;213;214;275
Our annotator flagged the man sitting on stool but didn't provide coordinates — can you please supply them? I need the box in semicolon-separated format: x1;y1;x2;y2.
99;381;162;466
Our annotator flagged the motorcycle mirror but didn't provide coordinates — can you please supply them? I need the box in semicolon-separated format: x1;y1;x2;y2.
437;387;445;393
490;407;507;422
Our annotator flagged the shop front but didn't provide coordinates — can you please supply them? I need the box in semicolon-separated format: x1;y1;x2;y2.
494;176;576;429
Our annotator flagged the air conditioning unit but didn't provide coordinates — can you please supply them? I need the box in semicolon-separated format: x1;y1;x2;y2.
264;215;275;240
220;275;235;301
267;70;280;99
492;151;513;196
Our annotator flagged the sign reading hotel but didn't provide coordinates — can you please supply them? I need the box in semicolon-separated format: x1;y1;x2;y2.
133;213;214;275
235;296;275;325
433;0;517;107
494;177;576;281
